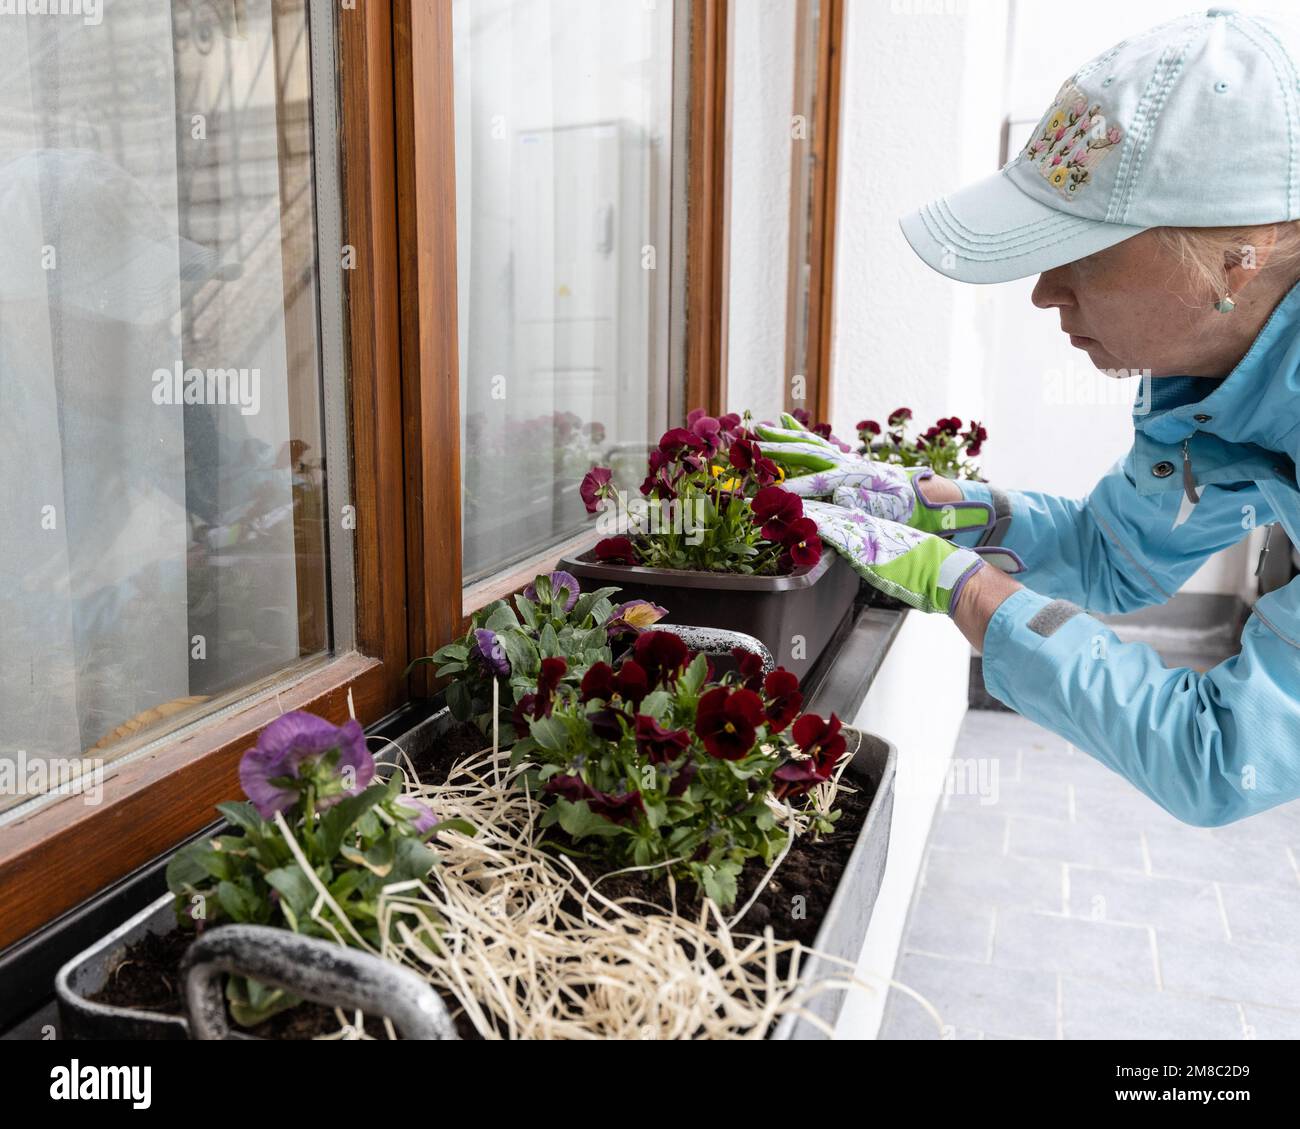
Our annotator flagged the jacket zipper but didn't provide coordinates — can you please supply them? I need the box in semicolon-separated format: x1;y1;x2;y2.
1256;523;1277;578
1181;439;1201;505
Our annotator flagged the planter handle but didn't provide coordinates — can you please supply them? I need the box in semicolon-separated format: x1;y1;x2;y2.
648;624;774;672
181;925;458;1040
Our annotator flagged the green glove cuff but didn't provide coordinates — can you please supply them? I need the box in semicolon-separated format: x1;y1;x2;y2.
905;469;996;537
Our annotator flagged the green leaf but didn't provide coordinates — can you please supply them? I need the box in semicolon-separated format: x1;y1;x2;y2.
446;678;473;721
515;595;540;629
165;840;216;894
227;975;299;1029
529;715;569;752
217;880;265;923
315;782;388;859
264;865;317;921
497;628;540;677
216;801;266;836
680;653;711;696
698;864;738;908
340;836;395;877
571;586;620;625
483;604;521;633
538;622;561;659
555;799;626;841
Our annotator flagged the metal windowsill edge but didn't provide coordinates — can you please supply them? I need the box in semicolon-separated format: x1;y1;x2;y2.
0;598;907;1037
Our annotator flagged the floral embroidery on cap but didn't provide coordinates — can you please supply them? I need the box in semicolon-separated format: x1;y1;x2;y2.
1022;81;1123;200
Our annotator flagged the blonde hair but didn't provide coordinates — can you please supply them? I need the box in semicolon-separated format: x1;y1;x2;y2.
1155;221;1300;306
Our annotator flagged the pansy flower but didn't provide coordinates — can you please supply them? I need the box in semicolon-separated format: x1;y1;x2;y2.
695;686;764;761
239;711;374;820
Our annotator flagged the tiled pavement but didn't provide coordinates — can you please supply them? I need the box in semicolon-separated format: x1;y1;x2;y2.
878;708;1300;1040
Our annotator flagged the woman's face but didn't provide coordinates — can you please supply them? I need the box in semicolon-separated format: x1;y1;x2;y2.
1030;229;1263;379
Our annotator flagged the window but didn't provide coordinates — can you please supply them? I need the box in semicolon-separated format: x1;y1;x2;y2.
0;0;348;816
723;0;842;422
0;0;844;950
451;0;683;584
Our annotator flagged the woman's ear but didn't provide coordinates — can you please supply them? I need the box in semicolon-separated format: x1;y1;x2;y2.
1225;225;1279;298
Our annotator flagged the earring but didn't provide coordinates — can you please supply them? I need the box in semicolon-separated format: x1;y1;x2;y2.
1215;294;1236;314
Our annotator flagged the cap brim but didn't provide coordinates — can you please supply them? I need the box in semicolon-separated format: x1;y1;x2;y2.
900;168;1147;284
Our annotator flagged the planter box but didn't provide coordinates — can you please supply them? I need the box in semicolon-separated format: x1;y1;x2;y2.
559;549;861;680
772;726;896;1040
55;727;895;1042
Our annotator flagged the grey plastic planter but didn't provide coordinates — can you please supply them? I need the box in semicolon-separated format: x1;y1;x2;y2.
56;725;896;1042
55;902;457;1040
771;726;897;1040
559;548;861;680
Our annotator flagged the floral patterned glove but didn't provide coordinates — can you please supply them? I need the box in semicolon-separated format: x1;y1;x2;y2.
802;500;1022;616
752;413;993;537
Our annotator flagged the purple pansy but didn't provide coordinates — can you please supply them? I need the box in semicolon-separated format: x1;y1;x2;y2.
239;711;374;820
472;628;511;677
396;795;440;835
523;570;581;613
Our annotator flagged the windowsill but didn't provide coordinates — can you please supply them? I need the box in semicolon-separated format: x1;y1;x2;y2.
0;592;907;1037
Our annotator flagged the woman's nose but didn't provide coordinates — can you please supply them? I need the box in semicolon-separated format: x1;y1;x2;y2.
1031;268;1075;310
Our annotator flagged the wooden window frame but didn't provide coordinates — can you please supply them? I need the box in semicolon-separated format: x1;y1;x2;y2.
0;0;739;952
798;0;845;426
0;1;411;950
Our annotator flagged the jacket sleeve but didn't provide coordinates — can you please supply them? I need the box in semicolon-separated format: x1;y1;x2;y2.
953;454;1275;613
979;581;1300;826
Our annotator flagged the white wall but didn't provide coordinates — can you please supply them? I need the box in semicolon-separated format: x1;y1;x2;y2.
724;0;799;416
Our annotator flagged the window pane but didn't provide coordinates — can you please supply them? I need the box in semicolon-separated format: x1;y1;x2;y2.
453;0;679;584
0;1;337;807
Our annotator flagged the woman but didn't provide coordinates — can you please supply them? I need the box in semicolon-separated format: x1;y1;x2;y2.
760;8;1300;827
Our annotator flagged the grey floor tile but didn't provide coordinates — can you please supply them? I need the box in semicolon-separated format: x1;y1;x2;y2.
1143;824;1297;889
1240;1003;1300;1039
891;952;1059;1040
920;845;1064;914
1070;781;1191;837
1066;865;1227;941
929;807;1008;855
944;771;1071;821
992;910;1157;988
1218;883;1300;949
902;889;994;962
1207;802;1300;845
1009;815;1146;871
1060;977;1242;1040
877;994;983;1040
1157;932;1300;1009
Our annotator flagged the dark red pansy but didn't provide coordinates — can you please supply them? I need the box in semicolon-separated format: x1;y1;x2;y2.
595;536;638;564
589;707;626;741
543;775;644;826
729;438;758;471
792;711;846;773
634;715;691;765
633;630;691;687
580;662;616;703
762;669;803;733
580;466;613;514
781;517;822;569
695;686;765;761
888;407;913;426
731;645;765;692
658;427;704;457
753;456;782;487
752;485;803;527
613;658;650;706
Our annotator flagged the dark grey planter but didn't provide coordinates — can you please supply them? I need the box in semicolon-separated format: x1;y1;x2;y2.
559;548;861;680
771;726;896;1040
55;900;457;1040
56;725;896;1042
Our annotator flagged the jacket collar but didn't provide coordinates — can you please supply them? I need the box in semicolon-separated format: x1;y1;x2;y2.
1138;279;1300;462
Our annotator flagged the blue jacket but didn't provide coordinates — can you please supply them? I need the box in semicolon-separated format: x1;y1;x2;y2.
956;281;1300;827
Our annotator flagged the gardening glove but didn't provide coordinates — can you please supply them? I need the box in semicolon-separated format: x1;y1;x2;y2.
802;500;1023;616
752;413;993;538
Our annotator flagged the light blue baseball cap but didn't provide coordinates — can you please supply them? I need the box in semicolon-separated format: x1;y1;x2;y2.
901;7;1300;284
